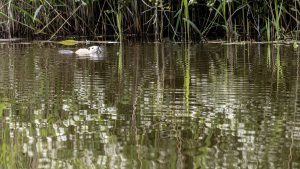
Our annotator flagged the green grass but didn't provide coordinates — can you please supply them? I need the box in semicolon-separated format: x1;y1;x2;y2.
0;0;300;42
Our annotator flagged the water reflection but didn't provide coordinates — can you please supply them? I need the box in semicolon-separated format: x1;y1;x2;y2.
0;43;300;168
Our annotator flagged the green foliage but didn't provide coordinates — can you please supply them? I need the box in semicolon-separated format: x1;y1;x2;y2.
0;0;300;41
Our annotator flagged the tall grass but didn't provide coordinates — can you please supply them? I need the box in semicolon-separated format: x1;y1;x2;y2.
183;0;190;41
0;0;300;42
116;0;123;41
274;0;283;40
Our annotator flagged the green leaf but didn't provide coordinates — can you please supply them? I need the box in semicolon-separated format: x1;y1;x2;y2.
0;11;36;30
58;40;78;46
12;4;43;24
33;5;43;23
174;8;182;18
183;18;203;36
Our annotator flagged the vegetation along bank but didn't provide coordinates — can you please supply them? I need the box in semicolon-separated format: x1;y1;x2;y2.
0;0;299;42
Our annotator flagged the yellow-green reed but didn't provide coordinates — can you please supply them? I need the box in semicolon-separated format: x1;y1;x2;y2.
0;0;299;42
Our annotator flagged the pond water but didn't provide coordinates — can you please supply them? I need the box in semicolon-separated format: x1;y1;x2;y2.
0;43;299;169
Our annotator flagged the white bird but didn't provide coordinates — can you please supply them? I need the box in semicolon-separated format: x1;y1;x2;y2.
75;46;102;56
59;46;103;56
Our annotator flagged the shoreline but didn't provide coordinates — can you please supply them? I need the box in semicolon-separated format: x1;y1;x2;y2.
0;38;299;46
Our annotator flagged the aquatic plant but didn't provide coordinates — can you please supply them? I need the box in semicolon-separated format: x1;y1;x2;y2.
0;0;300;42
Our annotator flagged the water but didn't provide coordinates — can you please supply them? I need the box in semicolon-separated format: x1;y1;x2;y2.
0;43;299;169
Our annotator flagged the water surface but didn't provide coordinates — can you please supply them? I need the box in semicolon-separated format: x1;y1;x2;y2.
0;43;299;169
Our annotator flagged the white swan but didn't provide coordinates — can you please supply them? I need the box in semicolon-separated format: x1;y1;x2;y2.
75;46;102;56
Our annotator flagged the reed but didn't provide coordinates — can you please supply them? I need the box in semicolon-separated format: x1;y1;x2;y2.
116;0;123;41
7;0;12;39
154;0;159;41
0;0;299;42
274;0;283;40
222;0;228;41
183;0;190;41
266;19;271;42
294;0;299;48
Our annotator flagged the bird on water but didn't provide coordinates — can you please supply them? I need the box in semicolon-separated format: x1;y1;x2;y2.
58;46;103;56
75;46;102;55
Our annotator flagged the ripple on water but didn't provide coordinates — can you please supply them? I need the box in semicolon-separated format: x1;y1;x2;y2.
0;44;300;168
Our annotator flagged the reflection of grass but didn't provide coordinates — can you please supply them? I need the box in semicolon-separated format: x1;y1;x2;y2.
275;46;284;93
66;159;97;169
118;43;123;79
267;45;271;68
184;44;190;112
0;102;7;119
0;126;30;169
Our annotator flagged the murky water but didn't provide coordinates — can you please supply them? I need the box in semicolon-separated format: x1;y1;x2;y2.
0;43;299;169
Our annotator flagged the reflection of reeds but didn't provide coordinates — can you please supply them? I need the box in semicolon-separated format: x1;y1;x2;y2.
288;47;299;168
118;42;123;79
267;45;271;67
0;124;30;169
275;46;283;93
184;44;190;112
